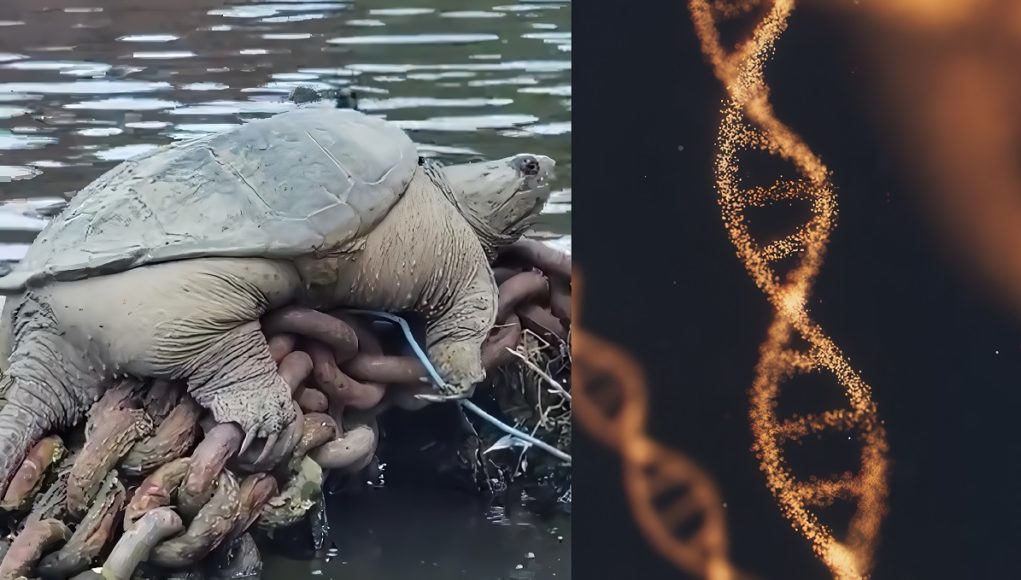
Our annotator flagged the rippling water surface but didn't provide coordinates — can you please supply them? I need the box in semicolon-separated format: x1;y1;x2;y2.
0;0;570;577
0;0;571;250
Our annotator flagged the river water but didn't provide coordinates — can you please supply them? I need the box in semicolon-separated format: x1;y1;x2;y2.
0;0;571;578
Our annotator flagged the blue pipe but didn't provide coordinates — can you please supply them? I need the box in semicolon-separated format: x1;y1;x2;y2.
345;309;572;464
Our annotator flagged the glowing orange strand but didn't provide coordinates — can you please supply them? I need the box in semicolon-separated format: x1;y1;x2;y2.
688;1;891;578
572;271;745;580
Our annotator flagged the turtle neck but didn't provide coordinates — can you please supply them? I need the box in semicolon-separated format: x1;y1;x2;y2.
421;159;519;262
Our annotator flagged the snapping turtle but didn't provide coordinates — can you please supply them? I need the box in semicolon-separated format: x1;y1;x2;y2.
0;107;554;498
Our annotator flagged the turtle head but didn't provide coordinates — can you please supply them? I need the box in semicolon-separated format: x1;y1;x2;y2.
435;153;556;251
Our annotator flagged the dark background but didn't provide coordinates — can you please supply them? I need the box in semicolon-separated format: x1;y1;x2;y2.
574;2;1021;579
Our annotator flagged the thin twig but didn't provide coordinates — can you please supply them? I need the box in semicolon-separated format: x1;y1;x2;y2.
506;348;572;401
462;401;572;464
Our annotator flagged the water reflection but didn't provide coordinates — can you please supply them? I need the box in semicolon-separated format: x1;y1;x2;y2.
260;486;570;580
0;0;570;576
0;0;571;240
327;33;502;44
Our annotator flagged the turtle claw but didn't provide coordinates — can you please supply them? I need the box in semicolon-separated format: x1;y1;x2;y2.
238;429;258;458
232;404;303;472
253;433;278;469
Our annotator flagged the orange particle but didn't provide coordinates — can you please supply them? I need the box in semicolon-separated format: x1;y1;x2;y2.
687;0;891;577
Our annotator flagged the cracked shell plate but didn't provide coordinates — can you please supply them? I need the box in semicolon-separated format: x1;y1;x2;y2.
0;108;418;294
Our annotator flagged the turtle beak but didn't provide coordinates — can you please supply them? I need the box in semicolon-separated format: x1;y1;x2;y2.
438;154;555;236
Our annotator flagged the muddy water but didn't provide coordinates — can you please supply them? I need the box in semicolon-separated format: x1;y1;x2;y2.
0;0;570;577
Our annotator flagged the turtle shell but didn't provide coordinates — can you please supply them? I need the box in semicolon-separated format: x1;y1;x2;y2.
0;108;418;293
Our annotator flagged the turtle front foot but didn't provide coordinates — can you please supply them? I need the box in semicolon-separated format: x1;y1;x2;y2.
194;378;298;470
231;352;310;471
422;337;486;402
188;328;304;471
234;403;303;472
224;402;295;469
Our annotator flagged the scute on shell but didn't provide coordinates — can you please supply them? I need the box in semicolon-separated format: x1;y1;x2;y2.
0;108;419;293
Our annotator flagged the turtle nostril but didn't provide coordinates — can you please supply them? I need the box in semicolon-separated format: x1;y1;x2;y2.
516;155;540;176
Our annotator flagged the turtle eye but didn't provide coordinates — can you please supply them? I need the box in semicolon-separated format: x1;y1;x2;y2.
514;155;540;176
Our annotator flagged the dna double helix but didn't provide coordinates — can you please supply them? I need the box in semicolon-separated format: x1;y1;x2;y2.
688;0;890;578
572;272;743;580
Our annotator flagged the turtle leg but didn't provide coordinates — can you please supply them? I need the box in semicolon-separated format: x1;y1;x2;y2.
119;258;305;469
416;264;498;402
184;320;298;467
0;258;306;483
0;291;101;499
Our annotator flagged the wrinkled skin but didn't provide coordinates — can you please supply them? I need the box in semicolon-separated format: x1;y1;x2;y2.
0;151;554;499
